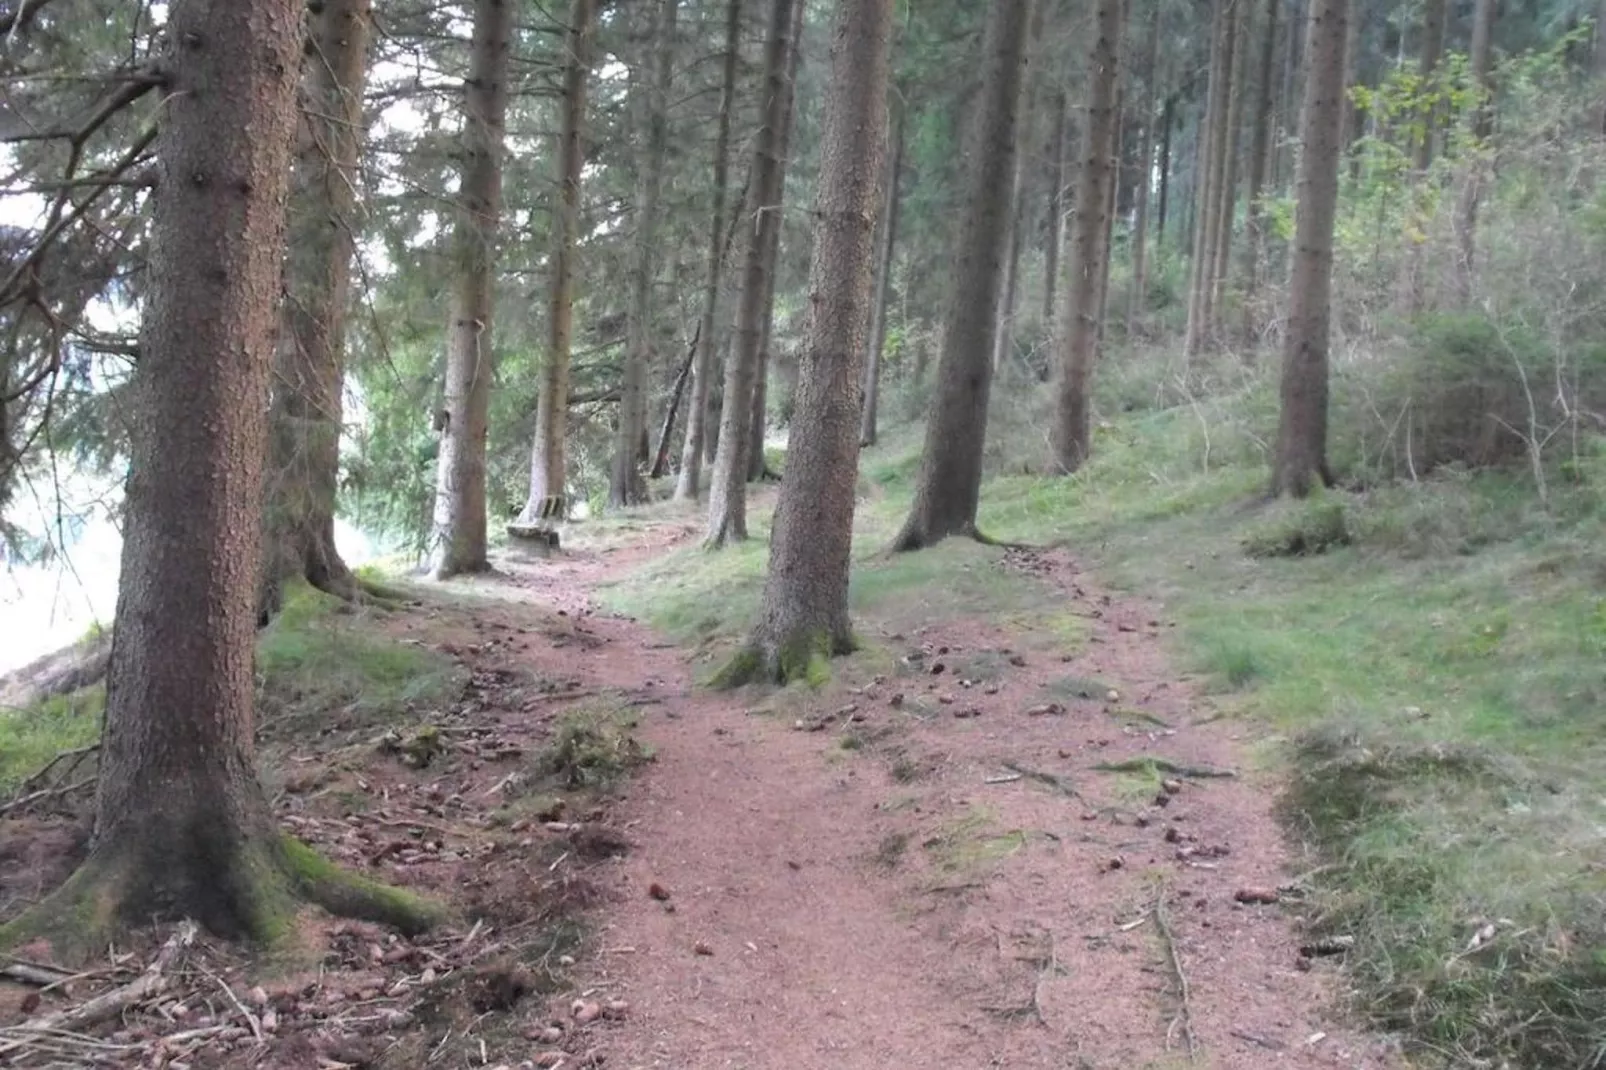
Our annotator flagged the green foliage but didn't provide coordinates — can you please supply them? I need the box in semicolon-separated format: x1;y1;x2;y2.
1240;495;1350;558
535;707;652;790
0;685;104;795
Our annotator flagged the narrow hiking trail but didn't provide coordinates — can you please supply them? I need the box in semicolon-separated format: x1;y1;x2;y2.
486;514;1401;1070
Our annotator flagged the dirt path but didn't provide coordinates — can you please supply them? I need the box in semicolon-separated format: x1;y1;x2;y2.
488;518;1400;1070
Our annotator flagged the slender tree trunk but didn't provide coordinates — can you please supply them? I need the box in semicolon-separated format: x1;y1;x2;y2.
1239;0;1279;342
890;0;1032;551
520;0;595;526
714;0;895;685
1185;0;1231;357
430;0;513;577
676;0;742;500
861;102;904;448
1210;0;1248;327
1096;85;1124;345
1278;0;1306;189
1413;0;1447;172
0;0;437;953
1453;0;1496;304
1042;90;1070;331
262;0;370;614
650;328;698;479
1052;0;1125;472
610;0;679;508
1127;10;1161;335
1596;0;1606;131
1156;93;1174;240
746;0;805;484
992;157;1027;372
1271;0;1347;497
705;0;797;546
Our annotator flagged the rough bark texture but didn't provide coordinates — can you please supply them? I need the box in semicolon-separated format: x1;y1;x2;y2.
1156;92;1173;239
262;0;370;612
1052;0;1124;472
1239;0;1279;340
0;0;437;954
430;0;511;577
521;0;595;525
1127;11;1161;336
1453;0;1496;304
991;158;1026;372
675;0;742;501
1209;0;1248;325
1095;88;1124;346
1042;90;1069;331
745;0;805;485
1185;0;1232;357
860;102;903;449
1413;0;1448;172
889;0;1032;551
715;0;894;687
704;0;796;547
610;0;678;508
1271;0;1347;497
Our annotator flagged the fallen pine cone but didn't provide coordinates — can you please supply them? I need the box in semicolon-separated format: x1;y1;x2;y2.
1299;935;1355;957
648;882;671;901
1235;887;1281;905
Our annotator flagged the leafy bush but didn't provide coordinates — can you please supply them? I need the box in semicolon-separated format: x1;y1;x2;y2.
1241;495;1351;558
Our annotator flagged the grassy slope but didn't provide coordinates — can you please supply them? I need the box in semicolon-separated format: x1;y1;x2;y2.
605;370;1606;1069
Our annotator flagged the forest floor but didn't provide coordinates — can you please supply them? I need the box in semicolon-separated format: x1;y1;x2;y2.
0;489;1404;1069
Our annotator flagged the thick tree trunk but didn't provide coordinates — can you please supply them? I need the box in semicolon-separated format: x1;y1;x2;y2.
611;0;678;508
1271;0;1347;497
746;0;805;485
705;0;796;546
889;0;1032;551
431;0;512;576
520;0;595;526
675;0;742;501
1453;0;1496;304
1;0;437;954
262;0;369;613
1127;12;1161;336
1239;0;1279;342
860;102;904;449
1052;0;1125;472
1042;90;1069;331
1185;0;1231;358
715;0;894;686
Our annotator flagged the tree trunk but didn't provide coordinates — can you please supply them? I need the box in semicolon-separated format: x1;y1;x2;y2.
610;0;679;508
1209;0;1248;327
861;101;904;449
1096;85;1124;346
1156;92;1173;240
0;0;437;954
1127;11;1160;336
430;0;513;577
1453;0;1496;304
1053;0;1125;471
713;0;894;686
675;0;742;501
1185;0;1231;357
650;326;699;479
746;0;806;484
1277;0;1306;189
888;0;1032;551
992;157;1027;372
262;0;370;614
1042;90;1069;331
705;0;796;546
1413;0;1447;172
1271;0;1347;497
520;0;595;526
1239;0;1279;342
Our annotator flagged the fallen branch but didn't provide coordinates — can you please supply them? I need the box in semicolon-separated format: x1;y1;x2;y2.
1091;757;1236;780
1002;761;1080;798
1153;891;1197;1060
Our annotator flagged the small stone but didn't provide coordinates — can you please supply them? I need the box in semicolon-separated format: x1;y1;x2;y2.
247;986;269;1008
260;1009;279;1033
694;941;714;956
930;662;946;675
1163;826;1181;843
1102;856;1125;872
558;954;576;967
572;999;603;1024
648;882;671;901
1161;778;1183;795
888;693;905;707
1105;689;1120;703
604;1000;630;1018
535;1054;567;1068
937;693;956;705
1008;654;1027;667
1025;703;1065;717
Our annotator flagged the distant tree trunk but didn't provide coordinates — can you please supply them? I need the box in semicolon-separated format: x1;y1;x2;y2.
519;0;595;526
861;102;904;448
611;0;679;508
1053;0;1125;472
650;329;697;479
1277;0;1306;188
1210;0;1249;325
675;0;742;501
1239;0;1279;342
1128;12;1160;335
1185;0;1231;357
262;0;370;614
1271;0;1347;497
1156;92;1174;239
1413;0;1447;172
1596;0;1606;131
1095;85;1124;345
714;0;895;686
1042;90;1070;331
1453;0;1496;304
992;158;1027;372
431;0;512;577
0;0;437;952
889;0;1032;551
705;0;797;546
746;0;805;484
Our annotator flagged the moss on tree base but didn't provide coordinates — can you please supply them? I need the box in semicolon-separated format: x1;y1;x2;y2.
0;833;444;964
708;628;858;690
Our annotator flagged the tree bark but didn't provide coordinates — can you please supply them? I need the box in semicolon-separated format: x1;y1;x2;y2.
261;0;370;615
746;0;805;484
1185;0;1231;358
675;0;742;501
0;0;437;954
430;0;512;576
1042;90;1069;332
520;0;595;526
991;157;1026;372
714;0;895;686
1453;0;1496;304
1271;0;1346;497
1127;10;1161;336
860;101;904;449
1052;0;1125;472
705;0;796;546
1239;0;1279;341
889;0;1032;551
1156;92;1174;240
1095;85;1124;346
1209;0;1248;327
611;0;678;508
1413;0;1447;172
650;326;699;479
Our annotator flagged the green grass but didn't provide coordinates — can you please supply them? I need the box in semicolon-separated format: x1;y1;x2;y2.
0;686;104;794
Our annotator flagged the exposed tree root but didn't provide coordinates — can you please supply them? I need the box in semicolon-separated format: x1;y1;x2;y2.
888;518;1061;556
708;628;857;690
1153;889;1198;1060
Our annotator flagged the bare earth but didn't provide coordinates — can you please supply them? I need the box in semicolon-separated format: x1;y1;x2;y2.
0;513;1403;1069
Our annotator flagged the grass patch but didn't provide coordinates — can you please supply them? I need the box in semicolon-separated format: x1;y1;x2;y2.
534;706;652;790
0;686;103;795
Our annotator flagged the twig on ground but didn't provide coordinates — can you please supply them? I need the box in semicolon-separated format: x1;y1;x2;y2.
1153;890;1197;1060
1091;757;1236;779
1002;761;1081;798
198;963;263;1044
